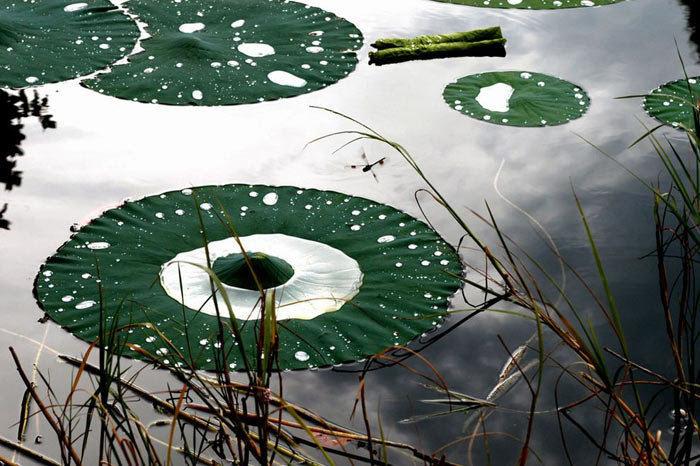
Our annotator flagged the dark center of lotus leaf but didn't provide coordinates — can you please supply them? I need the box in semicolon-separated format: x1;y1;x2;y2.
154;33;221;60
212;252;294;290
0;0;139;88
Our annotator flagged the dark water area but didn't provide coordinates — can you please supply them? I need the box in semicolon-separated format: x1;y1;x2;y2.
1;0;700;464
679;0;700;59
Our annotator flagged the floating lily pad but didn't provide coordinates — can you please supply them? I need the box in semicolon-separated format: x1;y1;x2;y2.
443;71;590;127
35;185;463;371
430;0;624;9
82;0;363;105
644;77;699;132
0;0;139;88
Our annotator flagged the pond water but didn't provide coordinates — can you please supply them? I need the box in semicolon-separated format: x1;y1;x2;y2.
1;0;699;464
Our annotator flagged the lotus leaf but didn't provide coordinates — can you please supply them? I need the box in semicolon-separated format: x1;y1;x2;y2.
34;185;463;371
0;0;139;88
644;77;699;132
82;0;363;105
443;71;590;127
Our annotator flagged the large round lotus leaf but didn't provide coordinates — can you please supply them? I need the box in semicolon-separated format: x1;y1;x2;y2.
0;0;139;88
443;71;590;127
82;0;363;105
430;0;624;9
34;185;463;371
644;77;700;132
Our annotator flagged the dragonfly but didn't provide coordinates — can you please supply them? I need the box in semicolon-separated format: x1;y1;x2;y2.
347;152;386;182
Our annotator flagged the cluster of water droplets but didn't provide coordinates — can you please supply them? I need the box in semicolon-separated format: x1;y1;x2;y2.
0;0;139;88
81;0;362;105
645;77;700;130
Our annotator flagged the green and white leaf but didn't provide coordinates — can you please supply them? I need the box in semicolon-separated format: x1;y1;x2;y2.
82;0;363;105
0;0;139;88
644;76;699;132
443;71;590;127
35;184;463;371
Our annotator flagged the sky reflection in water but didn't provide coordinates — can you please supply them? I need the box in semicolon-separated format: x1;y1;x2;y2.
0;0;699;463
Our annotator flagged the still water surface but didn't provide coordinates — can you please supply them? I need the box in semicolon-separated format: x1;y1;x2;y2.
1;0;699;463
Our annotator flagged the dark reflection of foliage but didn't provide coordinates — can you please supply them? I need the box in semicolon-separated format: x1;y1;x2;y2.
678;0;699;60
0;89;56;229
0;204;8;230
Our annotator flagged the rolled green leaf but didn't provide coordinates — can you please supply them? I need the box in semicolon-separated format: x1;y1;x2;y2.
368;38;506;66
371;27;503;50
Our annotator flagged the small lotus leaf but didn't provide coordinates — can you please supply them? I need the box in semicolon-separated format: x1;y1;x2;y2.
443;71;590;127
0;0;139;88
430;0;624;9
644;77;699;132
34;185;463;371
82;0;363;105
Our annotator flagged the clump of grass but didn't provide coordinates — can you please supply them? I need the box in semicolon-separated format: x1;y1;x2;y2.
6;195;457;466
5;71;699;466
309;77;700;464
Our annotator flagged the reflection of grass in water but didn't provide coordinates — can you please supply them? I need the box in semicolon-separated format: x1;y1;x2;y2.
0;203;9;230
